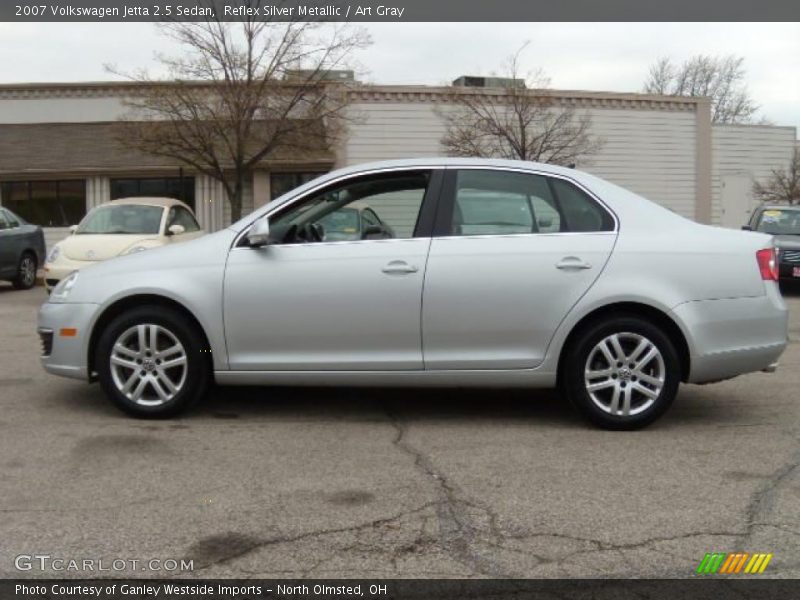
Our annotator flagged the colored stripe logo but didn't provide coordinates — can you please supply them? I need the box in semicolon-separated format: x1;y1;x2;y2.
696;552;773;574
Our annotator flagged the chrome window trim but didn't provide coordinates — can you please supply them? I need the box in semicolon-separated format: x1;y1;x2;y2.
233;164;618;248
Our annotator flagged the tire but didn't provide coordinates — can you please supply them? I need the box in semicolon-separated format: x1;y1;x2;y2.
562;314;680;430
95;305;210;418
13;252;37;290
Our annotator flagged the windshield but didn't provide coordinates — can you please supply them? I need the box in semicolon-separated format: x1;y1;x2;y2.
77;204;164;235
317;208;361;240
756;208;800;235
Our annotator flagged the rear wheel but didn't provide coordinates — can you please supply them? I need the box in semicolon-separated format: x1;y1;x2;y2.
563;315;680;430
95;306;210;417
13;252;37;290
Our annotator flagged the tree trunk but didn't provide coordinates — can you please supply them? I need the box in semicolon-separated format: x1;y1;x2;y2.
228;174;245;223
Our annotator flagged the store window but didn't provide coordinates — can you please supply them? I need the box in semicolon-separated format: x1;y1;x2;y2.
0;180;86;227
110;177;195;210
270;172;328;200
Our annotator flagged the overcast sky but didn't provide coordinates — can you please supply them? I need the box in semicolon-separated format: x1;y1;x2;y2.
1;22;798;132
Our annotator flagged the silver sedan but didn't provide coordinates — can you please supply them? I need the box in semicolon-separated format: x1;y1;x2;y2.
37;159;789;429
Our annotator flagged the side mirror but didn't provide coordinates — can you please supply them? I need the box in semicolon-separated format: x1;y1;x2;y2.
741;225;752;231
167;224;186;236
69;225;78;234
247;217;271;247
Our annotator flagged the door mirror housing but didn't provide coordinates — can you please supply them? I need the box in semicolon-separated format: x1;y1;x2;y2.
69;225;78;234
247;217;272;247
363;224;390;240
741;225;753;231
167;224;186;236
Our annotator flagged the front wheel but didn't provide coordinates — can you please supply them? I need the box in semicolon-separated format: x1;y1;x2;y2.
563;315;680;430
13;252;37;290
95;306;210;417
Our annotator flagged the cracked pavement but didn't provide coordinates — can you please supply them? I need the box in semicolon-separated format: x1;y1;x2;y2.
1;284;799;578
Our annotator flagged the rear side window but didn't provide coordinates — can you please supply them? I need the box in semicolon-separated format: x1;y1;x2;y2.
550;179;614;232
449;170;613;236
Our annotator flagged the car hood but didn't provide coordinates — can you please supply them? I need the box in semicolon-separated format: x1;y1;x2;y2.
59;234;160;261
773;235;800;251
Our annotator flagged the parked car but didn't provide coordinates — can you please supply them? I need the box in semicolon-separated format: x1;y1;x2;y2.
37;159;788;429
317;202;395;241
743;205;800;282
0;207;45;290
44;198;204;292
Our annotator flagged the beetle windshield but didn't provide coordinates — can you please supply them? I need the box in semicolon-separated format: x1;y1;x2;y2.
76;205;164;235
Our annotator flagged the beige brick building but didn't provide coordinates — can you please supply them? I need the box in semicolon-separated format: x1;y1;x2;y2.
0;81;795;249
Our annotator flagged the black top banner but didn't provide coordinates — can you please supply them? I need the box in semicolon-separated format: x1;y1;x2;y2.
5;0;800;22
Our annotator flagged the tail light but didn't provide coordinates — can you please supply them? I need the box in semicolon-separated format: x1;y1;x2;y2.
756;248;778;281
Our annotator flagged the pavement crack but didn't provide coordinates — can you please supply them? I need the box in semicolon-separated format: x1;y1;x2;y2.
741;448;800;545
385;407;517;578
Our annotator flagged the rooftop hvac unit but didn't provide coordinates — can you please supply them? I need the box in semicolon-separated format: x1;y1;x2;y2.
452;76;526;89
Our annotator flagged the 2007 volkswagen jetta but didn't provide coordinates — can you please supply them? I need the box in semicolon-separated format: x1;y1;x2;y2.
38;159;789;429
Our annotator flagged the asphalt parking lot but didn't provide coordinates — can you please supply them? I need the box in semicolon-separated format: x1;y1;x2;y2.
1;284;799;579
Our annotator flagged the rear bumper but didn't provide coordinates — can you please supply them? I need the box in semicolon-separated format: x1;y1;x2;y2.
672;284;788;384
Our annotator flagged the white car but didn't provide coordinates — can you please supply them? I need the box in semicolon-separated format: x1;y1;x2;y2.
44;198;204;292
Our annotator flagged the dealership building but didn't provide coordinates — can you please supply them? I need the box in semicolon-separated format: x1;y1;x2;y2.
0;79;796;249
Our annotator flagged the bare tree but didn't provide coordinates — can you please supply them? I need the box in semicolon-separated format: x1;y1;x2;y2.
644;55;759;124
111;5;369;221
439;48;603;166
753;148;800;205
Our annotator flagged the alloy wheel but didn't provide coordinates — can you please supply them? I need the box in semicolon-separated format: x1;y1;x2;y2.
19;256;36;287
583;332;665;417
109;324;188;407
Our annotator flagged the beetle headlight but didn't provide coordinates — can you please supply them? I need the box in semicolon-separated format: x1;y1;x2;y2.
46;245;61;263
50;271;79;302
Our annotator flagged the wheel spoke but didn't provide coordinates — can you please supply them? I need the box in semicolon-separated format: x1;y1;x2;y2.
628;339;651;364
608;385;621;414
634;347;658;371
120;371;139;394
114;343;139;359
137;325;147;354
621;387;633;416
111;355;138;370
636;371;663;387
598;340;616;365
148;325;159;354
609;334;626;362
150;377;169;401
633;382;659;400
586;379;615;393
158;344;183;359
130;377;148;401
586;367;614;379
161;356;187;369
158;372;178;394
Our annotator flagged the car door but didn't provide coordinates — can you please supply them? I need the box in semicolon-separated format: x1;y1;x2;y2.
223;169;442;371
422;168;617;370
0;210;15;276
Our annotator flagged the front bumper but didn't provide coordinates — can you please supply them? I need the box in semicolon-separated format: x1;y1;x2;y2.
37;301;99;380
672;283;788;383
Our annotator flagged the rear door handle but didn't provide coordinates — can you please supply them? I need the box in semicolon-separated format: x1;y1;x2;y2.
556;257;592;270
382;260;419;275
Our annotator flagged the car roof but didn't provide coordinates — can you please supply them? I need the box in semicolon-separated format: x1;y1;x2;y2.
105;197;193;210
757;204;800;211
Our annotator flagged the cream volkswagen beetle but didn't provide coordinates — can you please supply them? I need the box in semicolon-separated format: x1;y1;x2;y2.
44;198;204;292
37;159;788;430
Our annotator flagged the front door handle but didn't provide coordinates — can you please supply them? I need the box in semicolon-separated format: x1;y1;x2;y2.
556;257;593;270
382;260;419;275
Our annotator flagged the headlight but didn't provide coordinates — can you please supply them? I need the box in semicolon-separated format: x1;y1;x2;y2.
122;245;149;256
50;271;79;301
47;245;61;263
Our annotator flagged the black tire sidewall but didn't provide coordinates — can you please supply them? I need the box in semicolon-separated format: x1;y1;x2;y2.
95;306;209;418
13;252;37;290
564;315;680;430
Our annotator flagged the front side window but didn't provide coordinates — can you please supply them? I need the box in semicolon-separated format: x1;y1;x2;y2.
76;205;164;235
268;171;430;244
0;210;8;230
1;209;19;228
449;170;613;236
